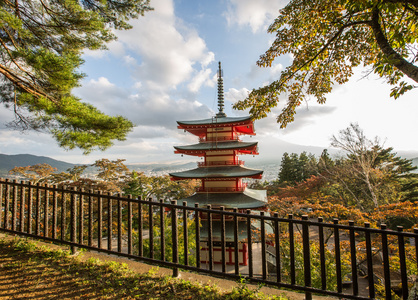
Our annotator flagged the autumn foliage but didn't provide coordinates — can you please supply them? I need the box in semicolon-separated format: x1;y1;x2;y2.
266;125;418;231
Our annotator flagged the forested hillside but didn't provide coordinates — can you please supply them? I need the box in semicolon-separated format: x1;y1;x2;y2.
0;154;75;177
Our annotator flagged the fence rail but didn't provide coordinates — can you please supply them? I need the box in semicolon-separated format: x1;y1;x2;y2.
0;178;417;300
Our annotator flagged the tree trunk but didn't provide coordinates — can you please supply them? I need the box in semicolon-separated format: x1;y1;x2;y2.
370;7;418;83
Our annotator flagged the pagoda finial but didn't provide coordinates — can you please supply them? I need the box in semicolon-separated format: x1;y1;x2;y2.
216;61;227;118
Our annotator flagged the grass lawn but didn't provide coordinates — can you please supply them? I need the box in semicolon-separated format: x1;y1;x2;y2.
0;236;289;299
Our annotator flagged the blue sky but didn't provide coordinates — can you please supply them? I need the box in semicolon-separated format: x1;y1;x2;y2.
1;0;417;165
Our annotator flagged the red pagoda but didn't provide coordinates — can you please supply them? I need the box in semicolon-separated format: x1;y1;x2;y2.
169;62;267;266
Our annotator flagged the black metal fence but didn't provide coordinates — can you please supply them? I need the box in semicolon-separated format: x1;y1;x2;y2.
0;178;417;300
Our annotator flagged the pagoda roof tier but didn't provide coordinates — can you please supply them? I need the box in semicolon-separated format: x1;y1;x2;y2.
174;141;258;156
177;116;255;137
179;188;267;209
169;165;263;180
177;115;251;126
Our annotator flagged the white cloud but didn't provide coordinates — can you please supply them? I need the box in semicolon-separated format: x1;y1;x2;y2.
270;63;283;75
188;68;212;93
75;77;129;113
90;77;115;88
225;88;250;103
82;40;126;58
0;129;65;157
112;0;214;91
123;55;137;65
281;105;338;134
133;82;142;89
201;52;215;68
75;76;213;131
246;62;283;83
225;0;285;33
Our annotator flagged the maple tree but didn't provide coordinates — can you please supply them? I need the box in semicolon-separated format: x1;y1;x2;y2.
9;163;57;184
50;165;88;184
9;159;199;200
123;171;198;201
234;0;418;127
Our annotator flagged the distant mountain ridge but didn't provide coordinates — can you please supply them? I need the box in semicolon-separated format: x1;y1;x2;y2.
1;153;417;179
0;154;197;178
0;154;76;177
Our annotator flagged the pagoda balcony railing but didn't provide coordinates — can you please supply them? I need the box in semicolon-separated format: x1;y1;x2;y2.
199;136;240;143
197;160;244;167
196;185;247;193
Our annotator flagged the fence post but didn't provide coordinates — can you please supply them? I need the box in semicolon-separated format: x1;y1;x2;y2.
273;212;281;283
397;226;408;299
51;185;57;239
138;197;143;257
148;198;153;259
247;209;253;278
195;203;200;269
171;200;179;277
107;192;112;251
234;207;240;276
160;199;166;261
207;204;213;271
364;222;375;299
117;194;122;253
12;180;17;231
333;218;342;293
318;217;326;290
19;181;26;233
127;195;132;255
4;179;10;229
35;183;40;235
288;214;295;285
302;215;312;300
97;191;103;250
183;201;188;266
70;187;77;254
44;183;49;237
381;224;391;300
59;186;65;240
348;221;358;296
0;180;3;228
220;206;226;273
79;188;84;245
415;228;418;281
260;211;267;280
88;190;94;247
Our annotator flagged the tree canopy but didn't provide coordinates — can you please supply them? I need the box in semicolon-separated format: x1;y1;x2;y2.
277;151;317;185
234;0;418;127
0;0;152;153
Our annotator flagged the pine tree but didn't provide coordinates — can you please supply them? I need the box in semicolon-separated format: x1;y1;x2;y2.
0;0;152;153
278;151;318;185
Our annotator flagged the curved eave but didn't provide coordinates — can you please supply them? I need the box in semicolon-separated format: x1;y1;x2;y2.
177;116;252;126
179;188;268;209
177;116;255;136
174;149;258;156
174;141;258;156
169;165;263;180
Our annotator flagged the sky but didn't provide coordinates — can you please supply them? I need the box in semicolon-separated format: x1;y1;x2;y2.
1;0;418;165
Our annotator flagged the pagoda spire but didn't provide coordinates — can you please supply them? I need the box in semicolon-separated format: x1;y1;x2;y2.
216;61;227;118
